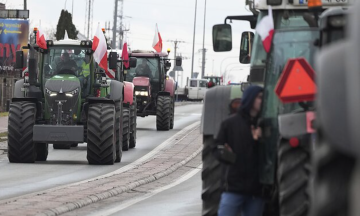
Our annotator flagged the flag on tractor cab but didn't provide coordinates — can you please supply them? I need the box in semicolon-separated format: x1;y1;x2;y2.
36;27;47;50
152;24;163;53
255;6;274;53
122;42;129;68
92;25;114;78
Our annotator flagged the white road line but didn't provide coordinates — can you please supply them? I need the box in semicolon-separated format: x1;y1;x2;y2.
92;164;203;216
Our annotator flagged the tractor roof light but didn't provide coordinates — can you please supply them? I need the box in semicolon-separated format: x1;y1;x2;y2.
267;0;282;6
308;0;322;10
102;28;106;33
47;40;54;46
33;27;38;33
81;40;92;47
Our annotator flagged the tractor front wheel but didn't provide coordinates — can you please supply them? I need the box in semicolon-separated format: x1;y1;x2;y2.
7;101;37;163
87;103;116;165
122;107;130;151
115;102;122;163
129;96;137;148
156;95;171;131
170;97;175;129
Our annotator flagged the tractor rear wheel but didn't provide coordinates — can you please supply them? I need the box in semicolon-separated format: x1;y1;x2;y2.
310;131;354;216
87;103;116;165
7;101;37;163
278;138;311;216
53;143;71;149
122;107;130;151
202;135;222;216
115;102;122;163
129;96;137;148
156;95;171;131
170;98;175;129
35;143;48;161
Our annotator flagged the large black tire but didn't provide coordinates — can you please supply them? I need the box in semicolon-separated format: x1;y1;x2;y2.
35;143;48;161
122;107;130;151
278;138;311;216
170;97;175;130
87;103;116;165
202;135;222;216
129;97;137;148
156;95;171;131
115;102;122;163
53;143;71;149
7;102;37;163
310;131;355;216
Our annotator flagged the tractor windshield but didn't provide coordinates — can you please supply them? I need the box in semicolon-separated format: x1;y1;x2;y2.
126;57;160;82
42;46;94;96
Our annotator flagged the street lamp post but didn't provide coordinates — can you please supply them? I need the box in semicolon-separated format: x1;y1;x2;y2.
190;0;198;79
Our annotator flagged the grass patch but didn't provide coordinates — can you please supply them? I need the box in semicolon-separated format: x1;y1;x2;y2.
0;112;8;117
0;131;7;138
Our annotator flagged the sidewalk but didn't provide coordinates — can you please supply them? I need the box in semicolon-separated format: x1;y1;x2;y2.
0;122;202;216
0;116;7;133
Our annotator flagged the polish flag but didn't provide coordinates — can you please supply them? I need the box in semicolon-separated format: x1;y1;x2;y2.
92;25;114;78
36;27;47;50
255;6;274;53
122;42;129;69
152;24;163;53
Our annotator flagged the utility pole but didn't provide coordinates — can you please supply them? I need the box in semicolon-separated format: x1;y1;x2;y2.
112;0;118;48
201;0;207;78
190;0;198;79
24;0;27;10
168;39;185;74
72;0;74;17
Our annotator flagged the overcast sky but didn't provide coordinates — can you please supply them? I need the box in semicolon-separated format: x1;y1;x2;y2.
4;0;253;86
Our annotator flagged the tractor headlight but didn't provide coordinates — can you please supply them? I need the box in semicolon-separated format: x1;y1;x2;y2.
65;88;79;97
45;88;57;97
135;91;148;96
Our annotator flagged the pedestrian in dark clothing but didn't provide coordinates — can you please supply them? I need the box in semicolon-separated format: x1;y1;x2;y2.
214;85;264;216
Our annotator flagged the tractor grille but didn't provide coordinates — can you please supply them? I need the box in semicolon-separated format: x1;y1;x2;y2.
45;93;79;125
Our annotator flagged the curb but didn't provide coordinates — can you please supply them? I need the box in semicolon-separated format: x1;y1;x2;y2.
37;132;203;216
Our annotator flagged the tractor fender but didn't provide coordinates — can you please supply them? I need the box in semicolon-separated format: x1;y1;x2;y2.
201;86;243;137
123;81;134;105
109;80;124;103
133;77;150;87
14;79;24;98
165;78;175;97
158;91;171;97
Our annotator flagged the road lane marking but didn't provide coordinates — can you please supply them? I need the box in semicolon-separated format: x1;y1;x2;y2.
91;164;203;216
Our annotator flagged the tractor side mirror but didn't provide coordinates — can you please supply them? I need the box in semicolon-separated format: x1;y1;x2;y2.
241;82;251;92
165;61;171;71
129;57;137;68
176;57;182;66
212;24;232;52
109;52;117;70
240;31;254;64
15;51;24;69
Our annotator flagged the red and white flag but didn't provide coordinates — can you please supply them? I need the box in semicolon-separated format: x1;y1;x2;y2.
152;24;163;53
255;6;274;53
36;27;47;50
92;25;114;78
122;41;129;68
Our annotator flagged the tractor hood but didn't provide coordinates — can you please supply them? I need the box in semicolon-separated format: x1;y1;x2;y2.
45;75;80;93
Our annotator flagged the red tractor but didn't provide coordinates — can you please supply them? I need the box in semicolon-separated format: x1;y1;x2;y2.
125;50;181;131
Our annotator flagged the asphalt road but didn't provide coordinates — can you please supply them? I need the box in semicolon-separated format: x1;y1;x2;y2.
0;103;202;200
114;172;202;216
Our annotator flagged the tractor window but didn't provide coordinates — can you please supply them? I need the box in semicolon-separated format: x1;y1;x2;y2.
127;57;160;82
262;29;319;121
190;80;197;87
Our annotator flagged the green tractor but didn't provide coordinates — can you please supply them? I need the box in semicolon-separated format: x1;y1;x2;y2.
202;0;349;216
11;30;126;164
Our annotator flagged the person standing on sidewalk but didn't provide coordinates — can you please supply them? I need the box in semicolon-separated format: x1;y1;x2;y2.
213;85;264;216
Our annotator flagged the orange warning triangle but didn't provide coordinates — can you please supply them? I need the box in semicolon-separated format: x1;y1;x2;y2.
275;58;316;103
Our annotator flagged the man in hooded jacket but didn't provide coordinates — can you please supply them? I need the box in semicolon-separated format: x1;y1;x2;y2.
213;85;264;216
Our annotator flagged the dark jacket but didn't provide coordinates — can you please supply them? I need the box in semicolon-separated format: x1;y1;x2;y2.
214;85;263;196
